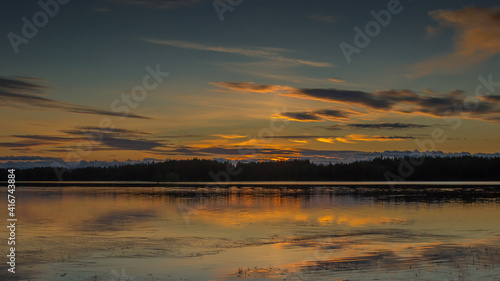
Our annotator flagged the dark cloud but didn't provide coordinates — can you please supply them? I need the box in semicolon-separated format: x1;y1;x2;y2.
259;135;328;139
293;88;392;109
12;135;78;141
482;95;500;102
0;157;164;169
5;127;164;152
0;156;62;161
320;122;432;131
278;85;500;122
280;109;354;122
300;88;500;119
61;127;163;151
0;140;54;148
281;112;323;122
314;109;350;119
217;81;500;121
72;127;151;136
0;76;44;93
159;134;204;139
0;76;150;119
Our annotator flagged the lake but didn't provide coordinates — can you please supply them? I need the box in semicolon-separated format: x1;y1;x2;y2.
1;183;500;280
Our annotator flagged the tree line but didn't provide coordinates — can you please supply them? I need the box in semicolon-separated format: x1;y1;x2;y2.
10;156;500;182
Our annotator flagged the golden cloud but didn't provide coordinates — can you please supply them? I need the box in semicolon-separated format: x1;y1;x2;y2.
410;6;500;77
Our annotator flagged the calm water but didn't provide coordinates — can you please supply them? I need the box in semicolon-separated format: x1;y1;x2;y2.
1;185;500;280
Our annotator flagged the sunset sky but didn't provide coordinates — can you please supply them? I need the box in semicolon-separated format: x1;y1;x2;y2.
1;0;500;167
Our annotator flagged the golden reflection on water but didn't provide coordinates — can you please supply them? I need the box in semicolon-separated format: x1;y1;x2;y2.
2;186;500;280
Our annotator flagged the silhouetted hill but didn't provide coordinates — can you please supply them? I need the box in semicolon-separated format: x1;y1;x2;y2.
9;156;500;182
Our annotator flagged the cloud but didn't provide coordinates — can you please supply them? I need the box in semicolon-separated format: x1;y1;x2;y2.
280;112;323;122
310;14;338;23
328;78;345;83
481;95;500;103
346;134;414;142
279;109;355;122
317;135;413;144
0;76;150;119
314;109;354;120
410;6;500;77
0;76;45;93
289;139;309;144
319;122;432;131
75;126;152;136
210;82;292;93
142;39;333;68
0;134;79;151
0;140;55;148
108;0;201;9
287;88;393;109
220;81;500;122
159;134;204;139
3;149;500;168
13;134;79;141
259;135;328;139
426;25;439;39
3;127;164;153
212;134;248;139
0;156;62;161
317;137;337;144
62;127;163;151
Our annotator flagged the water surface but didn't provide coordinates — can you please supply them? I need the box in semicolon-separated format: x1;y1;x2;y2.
1;185;500;280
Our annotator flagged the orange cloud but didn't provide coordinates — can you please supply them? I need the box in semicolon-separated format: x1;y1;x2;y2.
317;134;409;144
347;134;408;142
410;6;500;77
289;139;309;144
328;78;345;83
212;134;247;139
210;82;292;93
335;137;355;144
316;137;336;144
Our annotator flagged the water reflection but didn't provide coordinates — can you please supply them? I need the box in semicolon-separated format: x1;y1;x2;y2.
0;186;499;280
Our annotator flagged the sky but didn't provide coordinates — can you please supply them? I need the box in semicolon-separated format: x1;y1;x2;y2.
1;0;500;168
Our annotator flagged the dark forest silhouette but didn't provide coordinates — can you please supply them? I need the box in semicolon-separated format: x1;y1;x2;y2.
12;156;500;182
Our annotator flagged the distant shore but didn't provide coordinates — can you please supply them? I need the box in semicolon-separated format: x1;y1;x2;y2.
14;180;500;187
12;181;500;200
